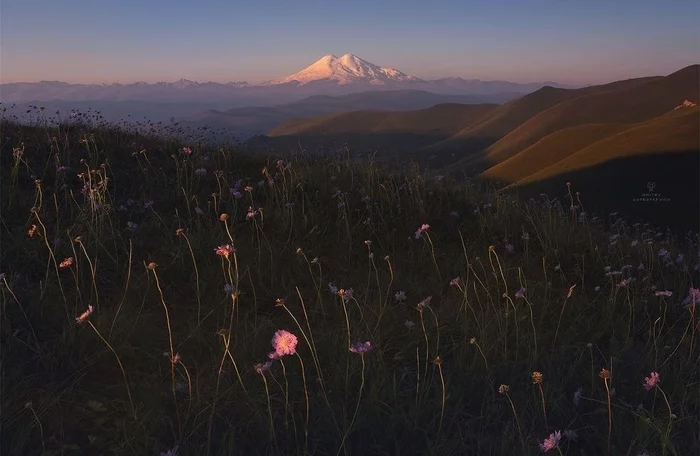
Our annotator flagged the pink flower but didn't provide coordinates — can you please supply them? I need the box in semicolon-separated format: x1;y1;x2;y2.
271;330;298;357
76;305;94;324
515;287;526;299
215;244;235;259
349;341;372;354
449;277;460;286
643;371;660;390
539;430;561;452
414;223;430;239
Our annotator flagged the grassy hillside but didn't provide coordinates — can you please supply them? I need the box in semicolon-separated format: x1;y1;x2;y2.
1;115;699;456
418;75;662;166
503;106;700;233
512;105;700;186
269;103;497;136
482;65;699;166
480;123;632;183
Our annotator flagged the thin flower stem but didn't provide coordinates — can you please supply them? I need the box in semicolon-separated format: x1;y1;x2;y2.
505;393;526;453
297;353;310;455
336;354;366;456
261;373;276;441
88;321;136;419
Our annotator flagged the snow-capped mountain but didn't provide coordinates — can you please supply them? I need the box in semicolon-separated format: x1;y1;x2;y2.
265;54;424;86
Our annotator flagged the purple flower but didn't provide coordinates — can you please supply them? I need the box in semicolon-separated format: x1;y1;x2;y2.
414;223;430;239
160;446;179;456
505;244;514;254
254;360;273;374
573;387;583;407
683;287;700;308
449;277;461;286
395;290;406;302
349;341;372;354
515;287;526;299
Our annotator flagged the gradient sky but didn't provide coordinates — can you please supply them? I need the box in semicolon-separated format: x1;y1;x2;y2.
2;0;699;85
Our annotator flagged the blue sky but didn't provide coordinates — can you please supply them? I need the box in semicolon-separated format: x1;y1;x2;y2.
2;0;699;84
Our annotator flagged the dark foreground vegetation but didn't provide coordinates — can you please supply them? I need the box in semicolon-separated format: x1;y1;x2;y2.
1;115;698;456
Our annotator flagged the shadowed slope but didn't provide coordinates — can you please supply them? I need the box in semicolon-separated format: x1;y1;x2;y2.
503;106;700;233
483;65;699;166
511;105;700;186
481;123;634;183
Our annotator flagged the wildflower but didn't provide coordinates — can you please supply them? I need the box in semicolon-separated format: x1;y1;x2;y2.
254;360;273;375
515;287;526;299
449;277;460;286
599;368;611;380
573;387;583;407
521;232;530;241
160;446;179;456
59;257;74;268
328;283;338;294
230;188;242;199
271;330;298;358
658;248;669;257
505;243;514;254
27;224;37;238
56;165;70;173
617;278;633;288
224;283;236;294
349;341;372;354
143;200;154;209
215;244;235;259
394;290;406;302
498;384;510;394
337;288;354;302
404;320;415;330
655;290;673;297
682;287;700;308
631;240;639;247
416;296;432;311
194;168;207;177
76;305;94;324
414;223;430;239
195;207;204;216
244;185;253;193
539;430;562;452
469;337;477;344
643;371;660;390
126;221;138;232
532;371;543;384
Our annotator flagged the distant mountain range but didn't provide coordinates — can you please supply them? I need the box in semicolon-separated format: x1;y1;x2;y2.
176;90;521;140
0;54;571;105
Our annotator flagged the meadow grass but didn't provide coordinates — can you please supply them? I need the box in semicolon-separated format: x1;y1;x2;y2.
0;112;698;456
